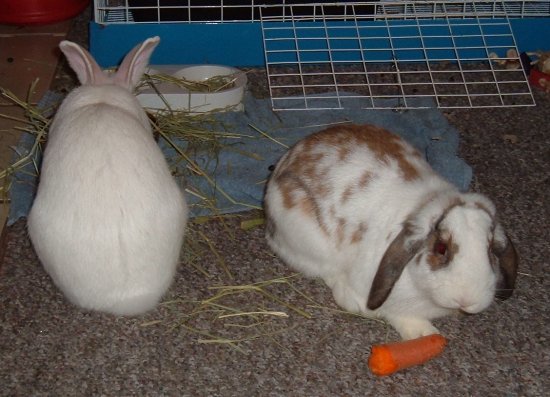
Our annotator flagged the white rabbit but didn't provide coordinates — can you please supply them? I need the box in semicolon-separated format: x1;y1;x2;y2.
264;124;518;340
27;37;188;316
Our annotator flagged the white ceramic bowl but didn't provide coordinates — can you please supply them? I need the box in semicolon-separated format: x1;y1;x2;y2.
137;64;247;113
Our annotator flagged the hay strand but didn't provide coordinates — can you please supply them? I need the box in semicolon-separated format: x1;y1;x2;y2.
0;84;51;206
143;72;239;93
248;123;289;148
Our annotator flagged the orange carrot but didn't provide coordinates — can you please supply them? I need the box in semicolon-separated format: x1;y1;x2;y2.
368;334;448;376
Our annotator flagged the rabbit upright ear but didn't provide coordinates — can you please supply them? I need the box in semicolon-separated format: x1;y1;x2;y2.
114;36;160;90
367;223;424;310
59;41;110;86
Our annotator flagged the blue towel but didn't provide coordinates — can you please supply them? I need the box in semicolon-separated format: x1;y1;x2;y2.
8;91;63;226
8;91;471;224
169;92;471;217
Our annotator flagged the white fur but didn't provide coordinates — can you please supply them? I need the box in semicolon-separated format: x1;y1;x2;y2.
27;37;188;316
265;125;508;339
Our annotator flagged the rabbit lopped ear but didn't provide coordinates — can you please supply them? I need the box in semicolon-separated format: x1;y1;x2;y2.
113;36;160;90
59;41;110;86
367;196;459;310
492;227;519;300
367;223;424;310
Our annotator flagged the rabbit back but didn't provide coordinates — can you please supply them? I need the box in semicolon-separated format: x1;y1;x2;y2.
28;89;188;315
265;124;447;279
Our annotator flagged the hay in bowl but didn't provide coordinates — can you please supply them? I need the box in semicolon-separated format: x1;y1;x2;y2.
138;65;247;113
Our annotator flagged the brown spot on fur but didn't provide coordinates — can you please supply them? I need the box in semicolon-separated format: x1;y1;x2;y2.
274;142;324;181
350;222;368;244
427;232;459;270
276;171;299;209
341;171;372;204
307;124;421;181
336;217;346;246
396;154;421;181
298;195;315;217
339;146;351;161
358;171;372;189
272;124;424;244
314;182;331;198
303;164;317;181
341;185;354;204
329;205;337;220
274;171;329;236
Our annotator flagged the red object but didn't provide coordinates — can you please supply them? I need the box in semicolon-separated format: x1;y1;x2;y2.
368;334;448;376
529;68;550;91
0;0;90;25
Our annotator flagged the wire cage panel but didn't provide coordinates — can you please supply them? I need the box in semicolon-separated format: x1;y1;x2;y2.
260;2;541;109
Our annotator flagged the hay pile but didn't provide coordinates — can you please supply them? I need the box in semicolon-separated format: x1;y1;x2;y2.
0;81;50;209
0;77;383;352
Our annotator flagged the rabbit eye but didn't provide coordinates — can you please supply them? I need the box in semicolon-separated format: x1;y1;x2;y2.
434;241;448;256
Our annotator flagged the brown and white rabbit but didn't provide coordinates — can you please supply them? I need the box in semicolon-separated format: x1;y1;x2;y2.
27;37;188;316
264;124;518;340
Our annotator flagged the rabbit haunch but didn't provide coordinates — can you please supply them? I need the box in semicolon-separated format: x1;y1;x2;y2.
269;125;427;246
27;37;189;316
264;124;518;340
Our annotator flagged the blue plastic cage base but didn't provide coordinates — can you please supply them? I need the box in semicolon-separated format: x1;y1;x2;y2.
90;18;550;68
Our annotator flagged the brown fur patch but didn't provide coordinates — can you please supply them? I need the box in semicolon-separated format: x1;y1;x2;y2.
309;124;421;181
427;232;458;270
358;171;373;189
329;205;337;219
350;222;368;244
341;171;372;204
313;182;331;198
275;171;329;236
339;146;351;161
272;124;424;244
276;171;300;209
341;185;354;204
298;195;316;217
336;217;346;246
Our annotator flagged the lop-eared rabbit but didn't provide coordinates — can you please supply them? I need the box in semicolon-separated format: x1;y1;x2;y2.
264;124;518;339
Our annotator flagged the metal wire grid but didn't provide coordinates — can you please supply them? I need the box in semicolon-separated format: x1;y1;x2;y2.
261;2;543;110
94;0;277;23
376;0;550;18
94;1;550;24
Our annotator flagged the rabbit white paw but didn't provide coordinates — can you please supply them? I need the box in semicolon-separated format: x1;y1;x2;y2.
388;317;441;340
326;276;366;314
